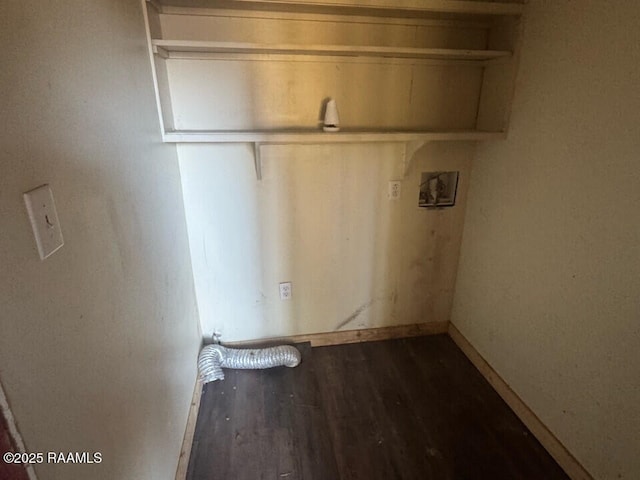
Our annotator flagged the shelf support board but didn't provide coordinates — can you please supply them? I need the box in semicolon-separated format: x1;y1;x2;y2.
254;142;263;180
403;140;427;177
154;45;169;59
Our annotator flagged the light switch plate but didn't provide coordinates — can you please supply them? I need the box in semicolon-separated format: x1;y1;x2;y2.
23;184;64;260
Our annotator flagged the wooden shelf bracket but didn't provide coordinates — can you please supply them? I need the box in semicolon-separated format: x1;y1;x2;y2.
403;140;427;177
254;142;263;180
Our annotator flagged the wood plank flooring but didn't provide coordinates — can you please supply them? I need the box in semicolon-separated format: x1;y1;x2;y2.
186;335;569;480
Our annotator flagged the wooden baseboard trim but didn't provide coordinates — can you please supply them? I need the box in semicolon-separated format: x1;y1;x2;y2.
175;376;203;480
224;321;450;348
448;323;593;480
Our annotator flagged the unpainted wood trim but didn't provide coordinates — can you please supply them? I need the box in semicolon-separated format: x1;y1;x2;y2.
0;381;38;480
225;321;449;348
448;323;594;480
175;376;203;480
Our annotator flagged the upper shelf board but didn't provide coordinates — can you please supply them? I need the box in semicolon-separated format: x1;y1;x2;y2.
151;0;524;17
152;40;511;61
162;129;507;143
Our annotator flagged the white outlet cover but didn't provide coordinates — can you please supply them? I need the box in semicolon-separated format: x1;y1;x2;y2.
388;181;401;200
23;184;64;260
279;282;292;301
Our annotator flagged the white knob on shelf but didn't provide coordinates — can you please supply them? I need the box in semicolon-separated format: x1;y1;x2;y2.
323;98;340;132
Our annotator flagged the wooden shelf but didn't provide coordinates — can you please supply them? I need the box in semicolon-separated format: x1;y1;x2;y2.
162;129;507;143
230;0;525;16
155;0;524;17
162;128;507;179
152;40;511;61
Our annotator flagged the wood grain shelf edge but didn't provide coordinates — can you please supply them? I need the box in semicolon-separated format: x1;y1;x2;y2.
152;39;511;61
162;130;507;143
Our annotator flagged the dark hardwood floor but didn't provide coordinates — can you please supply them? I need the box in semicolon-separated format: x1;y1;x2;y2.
186;335;569;480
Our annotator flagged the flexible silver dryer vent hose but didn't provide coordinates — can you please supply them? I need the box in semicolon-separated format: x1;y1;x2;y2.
198;344;302;383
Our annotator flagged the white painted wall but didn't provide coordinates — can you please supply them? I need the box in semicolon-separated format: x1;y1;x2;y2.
166;59;482;131
452;1;640;479
180;142;474;341
0;1;201;479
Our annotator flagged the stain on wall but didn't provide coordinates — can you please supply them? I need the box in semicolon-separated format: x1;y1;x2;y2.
180;141;474;341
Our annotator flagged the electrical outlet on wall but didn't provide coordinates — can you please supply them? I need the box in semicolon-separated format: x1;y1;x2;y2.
279;282;292;301
388;181;401;200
